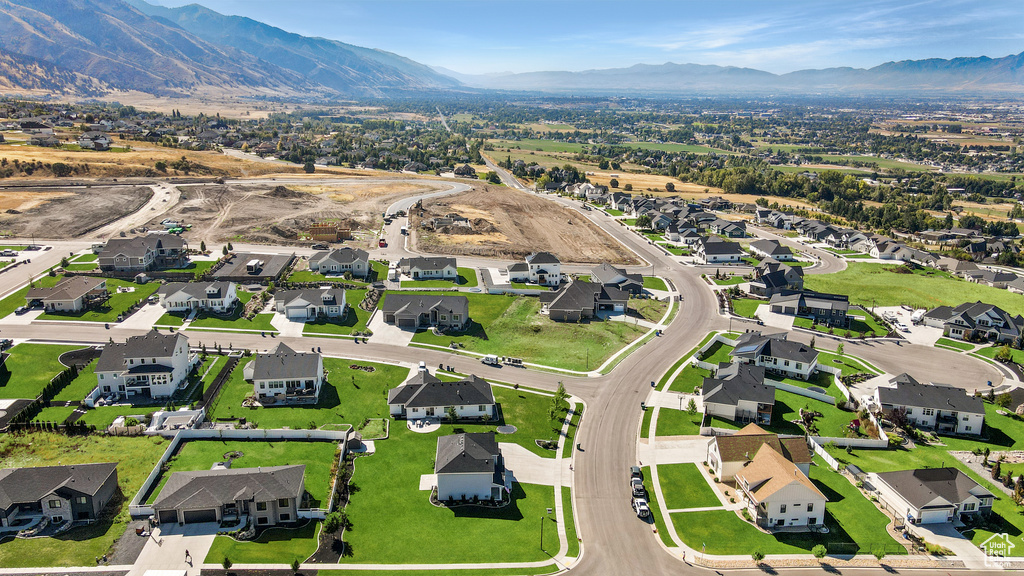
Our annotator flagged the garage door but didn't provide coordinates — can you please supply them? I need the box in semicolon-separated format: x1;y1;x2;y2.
919;509;950;524
398;318;416;328
182;509;217;523
158;510;177;524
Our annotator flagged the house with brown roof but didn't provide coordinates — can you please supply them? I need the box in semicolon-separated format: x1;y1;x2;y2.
25;277;107;313
706;423;812;481
734;444;827;530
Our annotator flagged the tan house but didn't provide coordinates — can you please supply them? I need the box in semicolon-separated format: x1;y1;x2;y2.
734;444;827;530
706;423;812;482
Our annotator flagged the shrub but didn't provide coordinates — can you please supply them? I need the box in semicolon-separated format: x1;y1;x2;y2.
751;550;765;562
812;544;827;558
222;557;233;570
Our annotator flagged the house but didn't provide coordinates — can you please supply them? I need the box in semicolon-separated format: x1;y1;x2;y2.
968;269;1018;289
1007;276;1024;295
695;237;745;264
398;257;458;281
28;134;60;147
78;131;111;151
708;218;746;238
731;331;818;380
590;263;644;295
507;252;562;286
735;444;827;530
869;468;993;525
157;282;238;314
702;363;775;425
453;164;476;178
308;248;369;278
244;343;324;403
874;373;984;435
700;196;732;210
19;121;53;135
749;239;795;261
706;423;812;481
94;331;194;401
152;465;305;526
381;294;469;330
434;432;508;502
97;234;188;272
274;288;346;322
768;291;850;327
0;463;118;528
922;301;1024;344
25;276;107;313
539;279;628;322
388;366;495;420
749;259;804;298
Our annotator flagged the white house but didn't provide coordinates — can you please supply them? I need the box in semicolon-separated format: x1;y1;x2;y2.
388;366;495;420
274;288;346;322
94;331;195;402
308;248;370;278
695;237;745;264
398;256;458;280
702;363;775;426
735;444;827;530
706;424;812;482
434;432;508;502
507;252;562;286
243;343;324;403
157;281;238;314
874;373;985;436
870;468;993;525
749;239;795;261
25;276;107;313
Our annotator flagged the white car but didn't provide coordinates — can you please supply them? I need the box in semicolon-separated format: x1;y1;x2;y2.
632;497;650;518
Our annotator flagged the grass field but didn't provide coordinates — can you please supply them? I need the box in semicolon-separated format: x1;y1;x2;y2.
0;343;82;399
302;300;373;337
77;405;155;429
793;309;888;338
206;519;319;565
711;275;747;286
31;405;75;424
806;263;1024;315
658;463;719;510
654;408;703;436
410;294;645;371
936;337;976;351
562;486;579;557
53;361;98;402
667;365;710;394
643;276;668;291
730;297;763;318
819;154;935;172
37;278;159;322
0;433;168;567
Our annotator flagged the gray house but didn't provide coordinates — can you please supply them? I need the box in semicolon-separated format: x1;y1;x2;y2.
590;262;643;294
768;291;850;327
244;343;324;403
398;256;458;280
152;465;305;526
388;366;495;420
702;363;775;425
97;234;188;272
434;432;507;502
308;248;370;278
870;468;993;525
540;279;628;322
0;463;118;528
381;294;469;330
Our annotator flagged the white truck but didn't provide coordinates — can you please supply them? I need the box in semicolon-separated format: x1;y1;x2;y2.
482;354;500;366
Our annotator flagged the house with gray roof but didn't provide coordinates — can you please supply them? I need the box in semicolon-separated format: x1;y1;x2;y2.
434;432;508;502
768;291;850;327
388;366;494;420
94;330;194;402
274;288;346;322
308;247;370;278
922;301;1024;344
540;279;628;322
398;256;458;281
874;373;984;435
97;234;188;272
749;258;804;297
869;468;993;525
507;252;561;286
381;294;469;330
702;362;775;425
25;276;107;313
590;263;643;295
695;237;745;264
244;343;324;403
157;281;237;314
0;463;118;528
749;239;795;261
152;465;305;526
731;331;818;379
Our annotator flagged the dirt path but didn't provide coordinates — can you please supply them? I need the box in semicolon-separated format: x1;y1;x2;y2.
91;182;180;239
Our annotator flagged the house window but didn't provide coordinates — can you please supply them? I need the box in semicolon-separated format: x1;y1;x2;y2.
795;363;802;370
965;426;972;432
280;513;290;521
48;499;61;508
807;503;813;512
256;502;267;511
779;504;787;513
440;315;447;321
964;503;976;512
479;405;486;411
922;408;934;416
783;360;790;367
962;415;969;420
808;517;817;525
76;497;87;504
906;408;913;415
453;315;460;321
257;517;269;525
278;498;289;507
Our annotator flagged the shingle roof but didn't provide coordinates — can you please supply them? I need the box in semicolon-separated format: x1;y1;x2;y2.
732;332;818;364
435;432;500;474
276;288;345;308
711;423;812;464
26;276;106;302
700;238;745;255
152;465;305;511
590;263;642;288
876;375;984;414
388;371;493;408
99;234;184;259
381;294;468;319
96;330;187;372
399;256;457;271
311;247;369;266
525;252;560;265
0;463;117;510
874;468;993;509
734;444;825;503
157;281;234;301
540;280;627;314
702;363;775;407
249;343;321;381
750;239;793;257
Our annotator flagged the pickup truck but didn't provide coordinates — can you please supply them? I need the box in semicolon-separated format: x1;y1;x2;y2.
630;476;645;497
632;497;651;518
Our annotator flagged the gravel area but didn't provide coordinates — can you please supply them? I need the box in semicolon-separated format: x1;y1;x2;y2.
106;520;150;565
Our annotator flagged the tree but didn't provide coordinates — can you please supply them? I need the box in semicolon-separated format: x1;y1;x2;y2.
324;511;347;533
200;241;206;252
445;405;458;424
155;161;167;173
996;345;1014;363
836;343;844;357
665;182;675;192
609;178;619;189
227;242;233;251
51;162;72;177
997;392;1013;409
624;184;633;191
751;550;765;562
222;557;233;570
486;171;501;184
635;214;653;230
222;245;229;256
687;398;697;415
812;544;827;558
992;459;1002;480
887;407;909;431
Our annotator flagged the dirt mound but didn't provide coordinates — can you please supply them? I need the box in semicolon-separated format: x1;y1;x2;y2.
268;224;299;240
180;206;203;213
266;185;306;199
472;218;497;233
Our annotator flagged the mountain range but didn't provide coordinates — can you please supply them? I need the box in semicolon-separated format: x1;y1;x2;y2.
0;0;1019;99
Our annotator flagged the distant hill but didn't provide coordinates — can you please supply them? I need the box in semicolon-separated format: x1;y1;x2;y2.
126;0;462;97
451;53;1024;95
0;48;109;96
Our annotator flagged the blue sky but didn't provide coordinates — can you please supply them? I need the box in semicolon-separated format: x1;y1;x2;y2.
149;0;1024;75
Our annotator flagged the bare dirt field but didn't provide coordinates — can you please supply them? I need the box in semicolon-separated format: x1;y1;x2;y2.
0;185;151;238
154;179;446;246
412;186;640;265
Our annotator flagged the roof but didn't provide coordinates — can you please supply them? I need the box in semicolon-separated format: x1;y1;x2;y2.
388;370;493;408
876;375;985;414
702;363;775;407
541;280;627;314
590;263;642;288
734;444;826;503
249;343;321;381
700;239;745;255
276;287;345;308
525;252;560;265
311;247;368;266
157;281;234;301
874;468;993;509
96;330;188;372
381;294;469;318
98;234;185;260
399;256;457;271
152;465;305;511
711;423;812;464
732;332;818;364
750;239;793;257
26;276;105;302
0;463;117;510
507;262;529;273
435;432;500;474
769;291;849;312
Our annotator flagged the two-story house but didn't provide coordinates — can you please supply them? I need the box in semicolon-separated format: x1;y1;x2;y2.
735;444;827;530
874;373;985;435
923;302;1024;344
706;423;812;482
507;252;562;287
749;258;804;298
97;234;188;272
434;432;508;502
702;363;775;426
244;343;324;404
94;331;195;401
730;331;818;380
0;463;118;528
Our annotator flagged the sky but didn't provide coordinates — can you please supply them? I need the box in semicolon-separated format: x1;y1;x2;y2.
149;0;1024;75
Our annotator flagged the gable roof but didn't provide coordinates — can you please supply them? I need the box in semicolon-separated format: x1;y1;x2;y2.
876;375;985;414
525;252;560;265
26;276;105;302
152;465;305;510
311;247;368;266
249;343;321;381
276;287;345;308
732;332;818;364
381;294;469;318
734;444;825;503
750;239;793;257
388;371;494;408
540;280;627;313
435;432;500;474
874;468;993;509
399;256;457;271
99;234;185;259
712;423;812;464
590;263;641;287
157;281;234;301
96;330;188;372
0;463;117;510
702;363;775;407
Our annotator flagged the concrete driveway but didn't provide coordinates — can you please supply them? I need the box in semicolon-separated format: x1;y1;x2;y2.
637;435;708;466
269;312;305;338
117;302;166;330
500;442;565;486
756;304;795;330
128;522;218;576
910;522;989;569
367;312;415;346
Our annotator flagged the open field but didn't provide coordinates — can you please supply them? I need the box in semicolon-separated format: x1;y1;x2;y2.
805;262;1024;315
412;186;640;265
0;185;152;238
0;343;82;399
0;433;168;567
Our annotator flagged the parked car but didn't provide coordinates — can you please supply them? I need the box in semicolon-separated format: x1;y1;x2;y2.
630;466;643;479
378;239;387;248
632;497;650;518
14;306;28;315
630;476;645;497
311;243;329;250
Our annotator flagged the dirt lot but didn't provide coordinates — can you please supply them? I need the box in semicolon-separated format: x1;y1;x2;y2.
0;185;151;238
412;186;640;265
154;179;446;246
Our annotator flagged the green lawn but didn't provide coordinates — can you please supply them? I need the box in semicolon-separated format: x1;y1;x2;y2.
0;275;59;319
699;340;734;365
38;278;159;322
667;365;710;394
162;260;215;279
318;569;557;576
64;263;99;271
655;408;703;436
731;297;763;318
659;243;687;256
642;466;676;548
401;267;479;288
605;208;624;216
287;261;385;285
53;361;99;402
0;343;82;399
32;405;75;424
937;337;976;351
302;297;372;336
206;519;319;564
794;309;888;338
658;463;718;510
146;439;339;507
712;275;747;286
630;297;668;323
806;263;1024;316
815;349;881;376
709;390;856;438
562;486;579;557
77;405;155;429
0;433;168;567
411;294;645;371
975;345;1024;363
71;253;98;263
643;276;668;291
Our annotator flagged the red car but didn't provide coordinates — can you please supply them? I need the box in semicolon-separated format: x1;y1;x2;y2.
378;239;387;248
